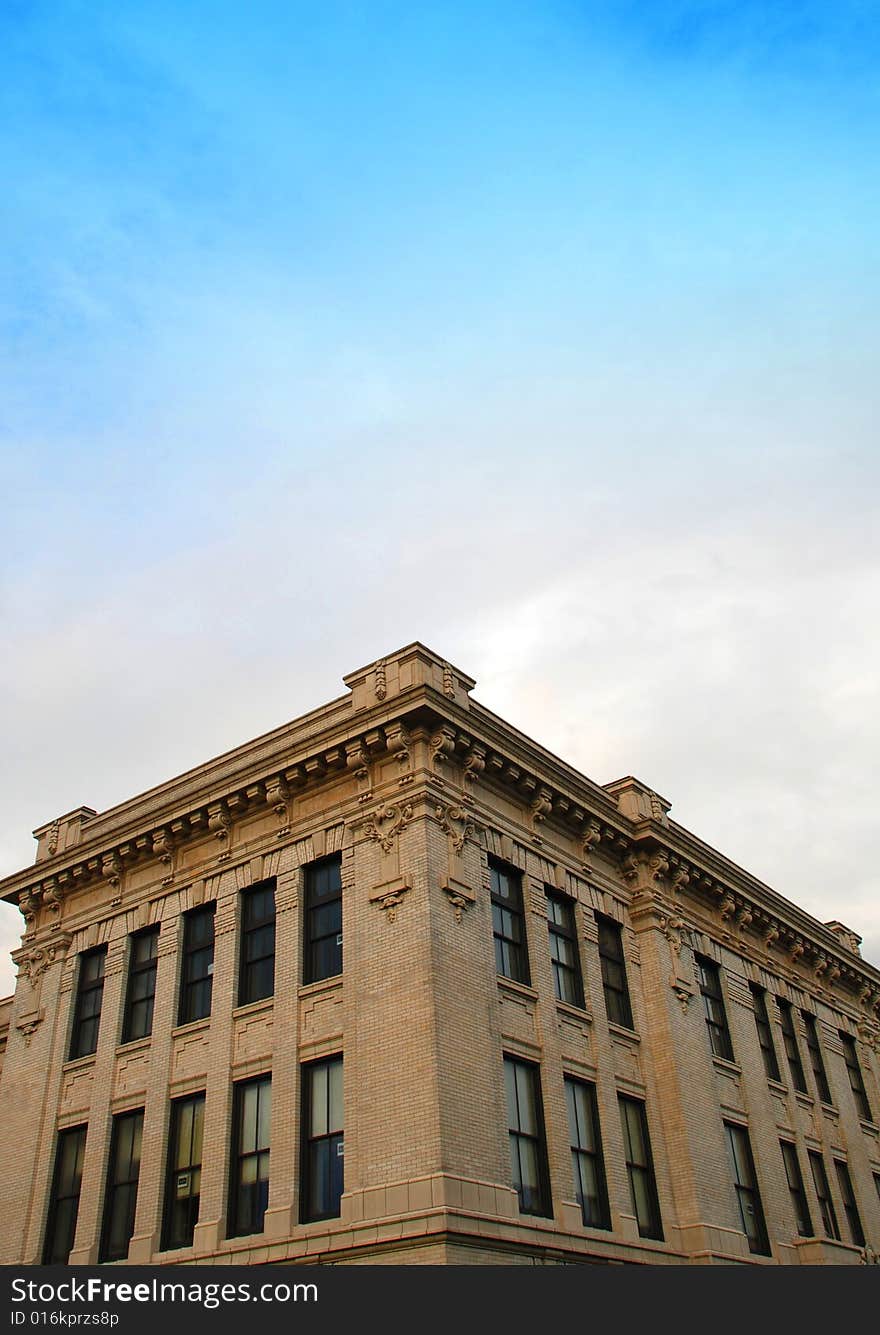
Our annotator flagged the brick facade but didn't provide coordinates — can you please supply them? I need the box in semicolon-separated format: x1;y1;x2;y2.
0;643;878;1265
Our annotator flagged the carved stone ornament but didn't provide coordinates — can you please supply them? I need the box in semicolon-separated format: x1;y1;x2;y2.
463;746;487;785
435;804;477;854
442;662;455;698
361;803;413;853
659;910;690;959
374;659;387;701
581;821;602;865
429;727;457;771
370;877;411;923
18;936;71;987
16;1013;43;1046
19;888;40;926
671;981;693;1014
208;804;232;841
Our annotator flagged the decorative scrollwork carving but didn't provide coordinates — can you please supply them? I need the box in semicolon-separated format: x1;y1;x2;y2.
19;888;40;925
361;803;413;853
374;659;387;701
442;663;455;698
463;746;487;785
435;804;477;853
582;821;602;864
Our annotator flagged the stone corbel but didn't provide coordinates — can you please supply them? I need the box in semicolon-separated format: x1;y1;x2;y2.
16;1010;44;1046
463;744;487;786
19;887;41;928
442;877;476;924
430;726;457;778
102;852;123;905
369;876;411;923
581;821;602;869
384;723;413;786
264;776;291;836
208;801;232;859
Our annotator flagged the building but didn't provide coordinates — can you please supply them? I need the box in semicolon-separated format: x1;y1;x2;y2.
0;642;878;1266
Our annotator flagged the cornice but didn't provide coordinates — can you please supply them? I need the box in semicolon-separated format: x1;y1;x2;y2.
2;648;878;1011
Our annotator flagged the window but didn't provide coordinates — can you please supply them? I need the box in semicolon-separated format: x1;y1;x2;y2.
834;1160;864;1247
808;1151;840;1240
696;956;734;1061
780;1141;812;1237
122;927;159;1043
239;880;276;1005
875;1172;880;1206
724;1122;770;1255
178;904;215;1025
302;1056;344;1222
99;1110;143;1262
504;1057;551;1216
43;1126;87;1264
547;891;584;1007
228;1076;271;1237
777;998;807;1094
162;1093;204;1251
564;1077;610;1229
596;913;633;1029
303;855;342;984
490;860;529;985
618;1096;663;1240
839;1032;873;1122
69;947;107;1060
750;984;781;1082
801;1012;832;1105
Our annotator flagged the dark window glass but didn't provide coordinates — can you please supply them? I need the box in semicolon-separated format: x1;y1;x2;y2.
504;1057;551;1217
780;1141;812;1237
750;984;781;1082
875;1172;880;1206
801;1012;832;1104
490;861;530;985
839;1032;873;1122
239;880;276;1005
304;856;342;984
69;947;106;1059
228;1076;271;1237
808;1151;840;1240
547;892;584;1007
618;1096;663;1240
162;1094;204;1250
696;957;734;1061
302;1056;344;1222
43;1126;87;1264
777;999;807;1094
122;928;159;1043
564;1077;610;1229
596;914;633;1030
99;1110;143;1262
834;1160;864;1247
725;1122;770;1255
179;904;215;1025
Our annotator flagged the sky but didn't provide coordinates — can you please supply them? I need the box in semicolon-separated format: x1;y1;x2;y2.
1;1;878;995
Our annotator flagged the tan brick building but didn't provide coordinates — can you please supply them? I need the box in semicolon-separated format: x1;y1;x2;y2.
1;643;879;1266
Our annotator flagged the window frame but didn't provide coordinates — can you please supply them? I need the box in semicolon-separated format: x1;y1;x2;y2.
546;890;584;1008
490;859;530;986
618;1095;663;1240
43;1125;87;1264
724;1121;770;1255
808;1150;840;1241
122;927;159;1044
776;998;807;1095
800;1011;832;1105
833;1159;864;1247
178;903;216;1026
504;1056;552;1218
303;854;343;985
162;1092;205;1252
238;878;276;1006
99;1108;144;1263
839;1031;873;1122
596;913;634;1030
779;1140;812;1238
228;1074;272;1238
696;955;735;1062
69;946;107;1060
564;1075;610;1229
301;1055;344;1223
750;984;781;1083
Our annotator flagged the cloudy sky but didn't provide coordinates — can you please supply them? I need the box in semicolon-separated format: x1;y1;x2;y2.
2;2;878;995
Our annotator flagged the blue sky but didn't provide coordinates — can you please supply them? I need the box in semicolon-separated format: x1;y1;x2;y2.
1;2;879;988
